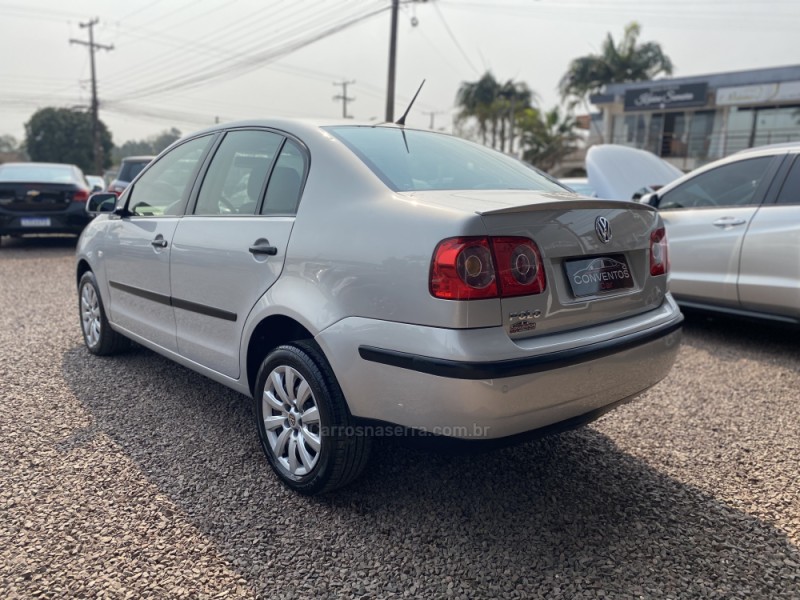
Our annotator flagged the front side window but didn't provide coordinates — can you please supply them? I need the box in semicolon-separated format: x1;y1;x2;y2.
327;126;564;193
127;135;212;217
195;130;283;216
658;156;773;210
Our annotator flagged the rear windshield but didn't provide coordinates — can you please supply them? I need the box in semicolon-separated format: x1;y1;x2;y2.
0;164;79;184
118;159;151;182
327;126;565;193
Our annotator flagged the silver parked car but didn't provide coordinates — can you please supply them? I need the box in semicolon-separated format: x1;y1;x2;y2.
641;142;800;324
76;120;683;494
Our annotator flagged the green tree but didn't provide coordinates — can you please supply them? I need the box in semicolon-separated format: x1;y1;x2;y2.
456;72;501;147
520;106;580;173
456;72;536;153
0;134;20;153
559;22;673;104
24;108;113;172
152;127;181;153
111;128;182;164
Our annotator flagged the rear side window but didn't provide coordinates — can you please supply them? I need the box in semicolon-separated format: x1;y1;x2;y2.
659;156;773;209
128;136;212;217
0;164;78;184
327;126;563;193
194;130;283;216
261;140;306;215
776;156;800;204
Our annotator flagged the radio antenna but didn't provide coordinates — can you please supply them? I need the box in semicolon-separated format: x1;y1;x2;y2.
395;79;425;127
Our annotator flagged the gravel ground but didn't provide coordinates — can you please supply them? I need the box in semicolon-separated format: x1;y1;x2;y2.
1;236;798;599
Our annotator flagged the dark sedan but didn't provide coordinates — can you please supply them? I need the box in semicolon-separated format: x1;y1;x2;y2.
0;162;94;240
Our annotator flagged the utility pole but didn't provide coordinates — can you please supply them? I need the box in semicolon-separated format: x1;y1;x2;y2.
423;110;444;130
385;0;399;122
333;80;356;119
385;0;429;122
70;19;113;174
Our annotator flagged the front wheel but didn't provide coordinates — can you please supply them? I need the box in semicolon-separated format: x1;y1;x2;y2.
78;271;130;355
253;341;371;494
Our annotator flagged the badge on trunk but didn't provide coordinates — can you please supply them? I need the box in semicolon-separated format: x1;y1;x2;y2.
595;216;612;243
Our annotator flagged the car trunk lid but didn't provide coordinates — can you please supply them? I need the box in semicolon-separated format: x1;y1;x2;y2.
408;190;667;339
0;182;80;212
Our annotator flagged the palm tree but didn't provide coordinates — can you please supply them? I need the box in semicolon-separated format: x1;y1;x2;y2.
520;106;580;173
456;72;536;154
456;72;501;147
496;80;535;154
559;22;673;102
559;22;673;142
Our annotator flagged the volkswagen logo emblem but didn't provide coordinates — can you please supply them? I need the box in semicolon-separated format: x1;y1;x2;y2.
595;216;612;244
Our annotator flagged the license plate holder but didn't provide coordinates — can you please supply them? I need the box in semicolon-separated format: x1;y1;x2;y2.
20;217;51;227
564;254;634;298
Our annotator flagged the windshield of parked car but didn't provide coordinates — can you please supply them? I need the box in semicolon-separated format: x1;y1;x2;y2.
327;126;566;193
0;164;79;184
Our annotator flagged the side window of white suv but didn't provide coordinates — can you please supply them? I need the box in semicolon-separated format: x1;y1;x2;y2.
659;156;773;210
776;156;800;204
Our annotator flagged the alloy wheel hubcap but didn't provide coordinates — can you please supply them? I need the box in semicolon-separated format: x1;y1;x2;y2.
80;284;102;347
262;365;321;476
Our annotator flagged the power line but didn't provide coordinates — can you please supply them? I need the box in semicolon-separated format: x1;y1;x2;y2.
431;2;479;75
107;5;390;103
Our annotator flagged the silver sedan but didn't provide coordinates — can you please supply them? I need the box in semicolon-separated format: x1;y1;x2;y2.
76;119;682;493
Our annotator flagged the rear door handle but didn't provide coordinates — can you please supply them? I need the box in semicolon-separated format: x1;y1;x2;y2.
249;244;278;256
712;217;747;228
151;238;168;248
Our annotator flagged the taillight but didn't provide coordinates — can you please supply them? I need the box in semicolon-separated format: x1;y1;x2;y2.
430;237;498;300
430;236;546;300
491;237;547;297
73;189;89;202
650;226;669;276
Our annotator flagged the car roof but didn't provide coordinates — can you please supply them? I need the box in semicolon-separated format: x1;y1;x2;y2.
121;155;156;162
0;161;79;169
734;141;800;155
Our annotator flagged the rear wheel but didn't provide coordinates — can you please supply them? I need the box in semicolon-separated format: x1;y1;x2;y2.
253;341;371;494
78;271;130;355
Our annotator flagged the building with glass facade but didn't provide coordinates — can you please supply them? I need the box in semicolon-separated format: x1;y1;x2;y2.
589;65;800;171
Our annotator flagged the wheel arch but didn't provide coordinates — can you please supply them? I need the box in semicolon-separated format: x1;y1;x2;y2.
245;315;314;396
77;259;92;286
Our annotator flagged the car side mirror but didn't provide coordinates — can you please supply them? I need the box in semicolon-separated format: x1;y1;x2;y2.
86;192;117;215
91;183;104;193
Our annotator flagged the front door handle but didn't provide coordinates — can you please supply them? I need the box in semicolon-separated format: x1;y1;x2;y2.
249;244;278;256
151;237;168;248
712;217;747;228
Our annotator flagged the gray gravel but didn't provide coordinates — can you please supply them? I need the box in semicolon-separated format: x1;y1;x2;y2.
1;236;798;599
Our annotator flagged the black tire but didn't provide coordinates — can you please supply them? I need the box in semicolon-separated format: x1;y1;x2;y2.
78;271;130;356
253;341;371;495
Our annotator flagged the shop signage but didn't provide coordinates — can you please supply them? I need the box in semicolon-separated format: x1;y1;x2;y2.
716;81;800;106
624;83;708;111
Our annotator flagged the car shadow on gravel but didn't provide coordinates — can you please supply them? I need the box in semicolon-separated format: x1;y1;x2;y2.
681;309;800;366
0;234;78;251
61;344;800;597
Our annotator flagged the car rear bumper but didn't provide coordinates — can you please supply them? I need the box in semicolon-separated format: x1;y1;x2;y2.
315;295;683;439
0;204;92;236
